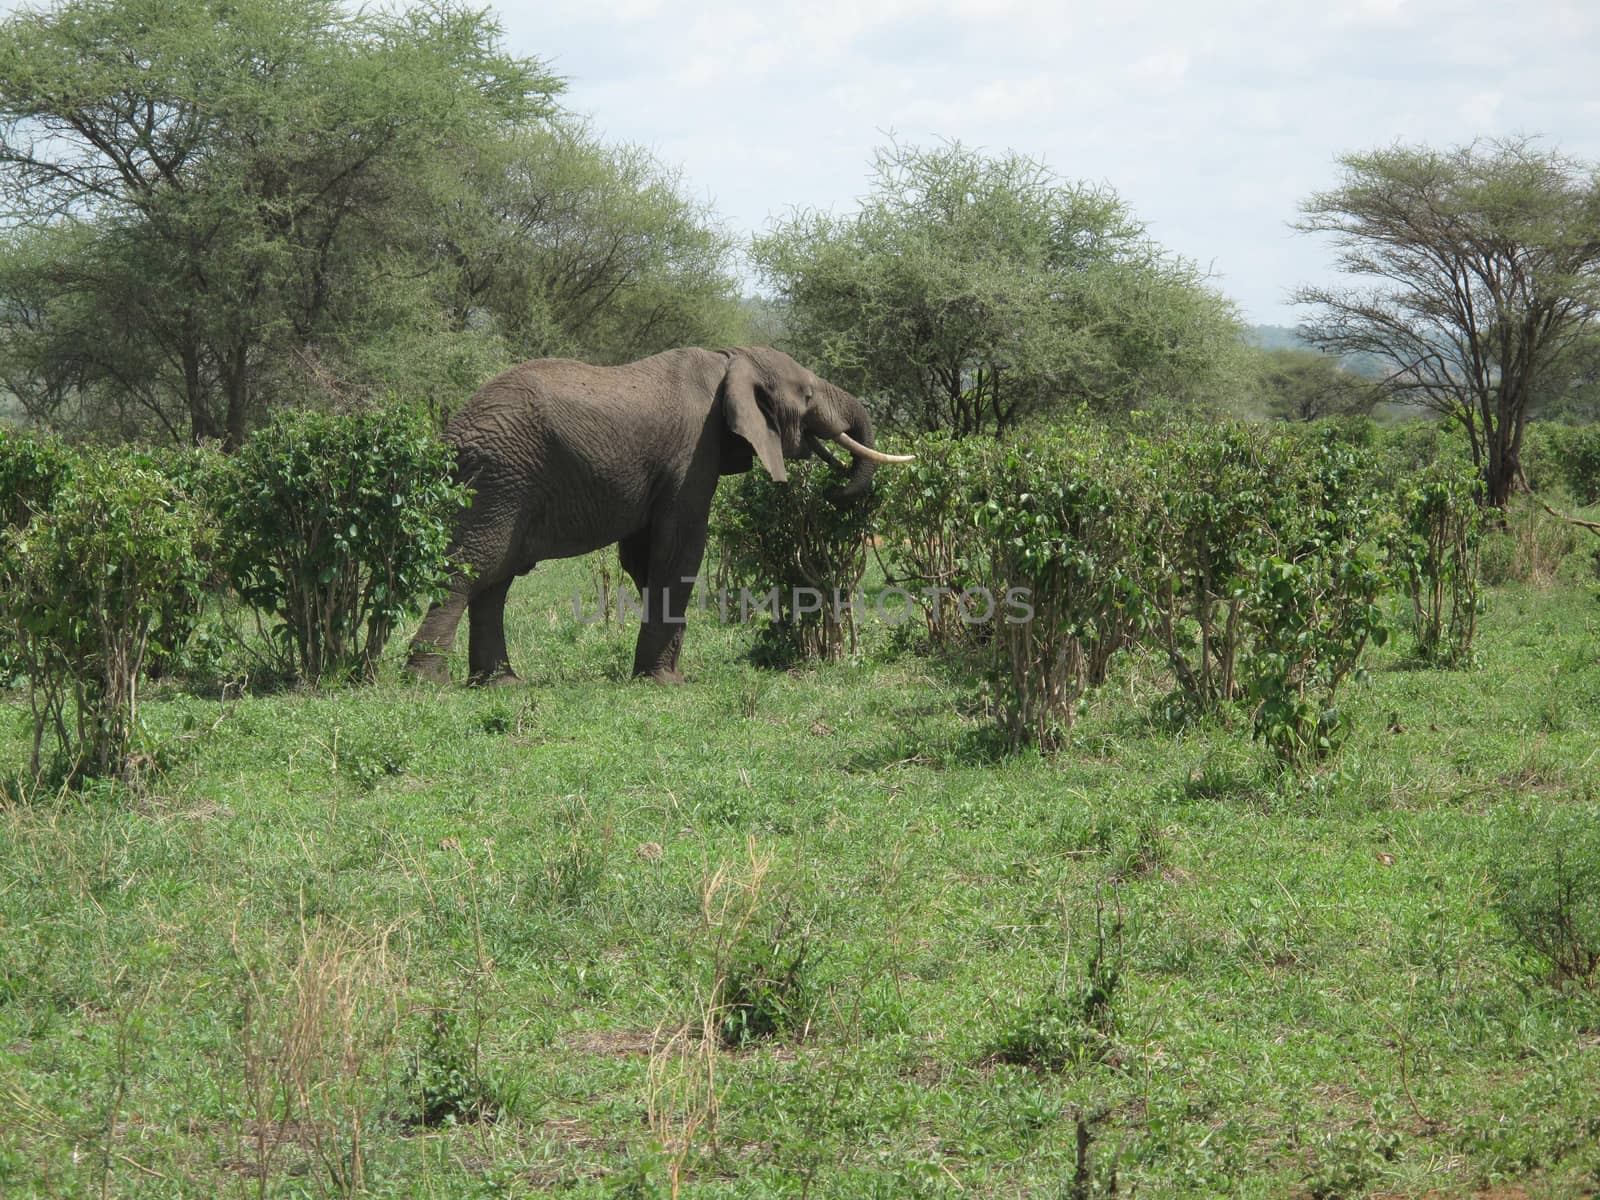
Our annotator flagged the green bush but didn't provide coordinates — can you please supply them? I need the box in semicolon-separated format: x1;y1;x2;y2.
987;899;1123;1070
1557;423;1600;504
873;433;996;645
717;929;816;1048
1304;1118;1402;1200
1518;421;1570;495
141;444;235;680
1392;458;1482;666
1519;420;1600;502
408;1006;517;1127
1368;418;1458;479
0;427;73;530
1479;498;1581;587
987;988;1099;1072
698;881;820;1049
1491;807;1600;987
871;420;1403;765
1129;424;1283;714
220;407;467;684
977;431;1144;752
1122;427;1396;765
871;427;1146;752
0;452;213;785
710;460;877;664
1243;441;1393;767
0;430;76;686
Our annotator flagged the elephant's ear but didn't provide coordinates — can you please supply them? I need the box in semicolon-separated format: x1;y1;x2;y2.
721;355;788;483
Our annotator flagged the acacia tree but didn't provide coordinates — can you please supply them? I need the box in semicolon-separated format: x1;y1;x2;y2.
1254;348;1381;422
1295;137;1600;508
439;120;746;368
752;141;1247;436
0;0;558;445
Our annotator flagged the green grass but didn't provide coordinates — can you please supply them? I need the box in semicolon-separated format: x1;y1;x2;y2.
3;553;1600;1198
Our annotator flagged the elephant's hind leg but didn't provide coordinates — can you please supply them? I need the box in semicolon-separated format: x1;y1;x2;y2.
468;577;520;686
406;581;472;684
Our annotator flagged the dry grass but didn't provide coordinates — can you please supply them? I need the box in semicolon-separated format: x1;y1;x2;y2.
646;842;775;1198
228;918;404;1197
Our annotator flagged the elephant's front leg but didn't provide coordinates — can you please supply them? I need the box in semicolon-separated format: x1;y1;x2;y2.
632;522;708;684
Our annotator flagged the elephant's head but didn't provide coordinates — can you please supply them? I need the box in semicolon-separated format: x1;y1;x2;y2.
720;347;911;502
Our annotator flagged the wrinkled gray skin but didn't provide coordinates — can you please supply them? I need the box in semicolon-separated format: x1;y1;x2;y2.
406;346;880;685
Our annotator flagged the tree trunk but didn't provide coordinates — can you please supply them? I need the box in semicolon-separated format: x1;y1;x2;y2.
222;341;251;451
182;342;220;445
1483;427;1519;510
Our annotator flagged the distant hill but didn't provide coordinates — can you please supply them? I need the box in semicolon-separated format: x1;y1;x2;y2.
1246;325;1389;380
1245;324;1314;353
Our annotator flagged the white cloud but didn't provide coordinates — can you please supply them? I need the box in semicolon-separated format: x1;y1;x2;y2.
895;74;1059;127
1328;0;1409;27
526;0;663;21
520;0;1600;321
1460;89;1505;129
1131;51;1190;83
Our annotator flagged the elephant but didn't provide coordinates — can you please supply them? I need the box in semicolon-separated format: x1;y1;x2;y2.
405;346;911;685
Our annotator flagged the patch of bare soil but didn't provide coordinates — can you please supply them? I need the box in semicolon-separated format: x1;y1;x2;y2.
562;1028;657;1057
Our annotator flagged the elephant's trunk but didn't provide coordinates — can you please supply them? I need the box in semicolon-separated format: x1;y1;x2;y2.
819;383;882;504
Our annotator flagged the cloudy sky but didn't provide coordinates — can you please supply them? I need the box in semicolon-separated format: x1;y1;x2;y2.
503;0;1599;325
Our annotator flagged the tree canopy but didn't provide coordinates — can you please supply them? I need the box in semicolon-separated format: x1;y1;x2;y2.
0;0;747;444
438;120;746;369
752;141;1249;437
0;0;559;445
1295;136;1600;507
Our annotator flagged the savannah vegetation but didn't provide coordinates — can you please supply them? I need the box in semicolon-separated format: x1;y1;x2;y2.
1294;138;1600;508
3;428;1600;1196
4;0;1600;1197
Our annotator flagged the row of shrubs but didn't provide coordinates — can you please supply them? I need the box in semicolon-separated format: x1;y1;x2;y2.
714;417;1501;765
0;411;466;787
4;407;1592;786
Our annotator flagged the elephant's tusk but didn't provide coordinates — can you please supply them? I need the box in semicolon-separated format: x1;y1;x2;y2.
834;432;915;464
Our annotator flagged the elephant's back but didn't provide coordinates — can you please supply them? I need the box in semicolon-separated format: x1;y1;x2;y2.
447;357;683;447
445;351;721;468
441;355;704;543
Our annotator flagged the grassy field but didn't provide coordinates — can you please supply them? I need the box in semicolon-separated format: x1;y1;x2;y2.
3;548;1599;1198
